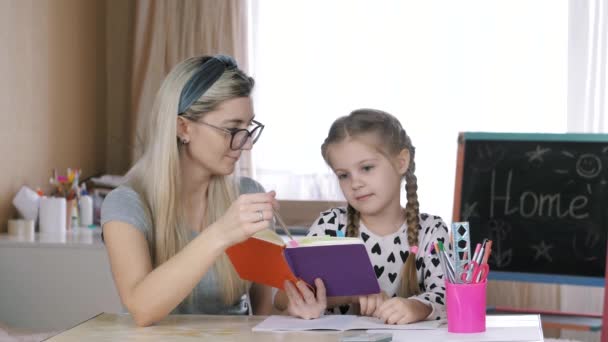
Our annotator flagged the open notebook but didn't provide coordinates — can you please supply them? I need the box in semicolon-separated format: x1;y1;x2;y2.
226;229;380;296
252;315;444;331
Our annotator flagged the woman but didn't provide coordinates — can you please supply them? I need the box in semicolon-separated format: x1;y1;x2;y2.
101;55;276;326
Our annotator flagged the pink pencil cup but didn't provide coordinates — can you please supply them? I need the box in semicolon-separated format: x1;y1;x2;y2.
446;280;487;333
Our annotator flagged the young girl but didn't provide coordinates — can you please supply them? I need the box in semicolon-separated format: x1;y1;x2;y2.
275;109;449;324
101;55;277;326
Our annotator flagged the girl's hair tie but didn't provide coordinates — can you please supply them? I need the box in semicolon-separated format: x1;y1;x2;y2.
410;245;419;254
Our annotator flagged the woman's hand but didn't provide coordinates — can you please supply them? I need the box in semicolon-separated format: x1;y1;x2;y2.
358;291;389;317
284;279;327;319
375;297;432;324
213;191;278;247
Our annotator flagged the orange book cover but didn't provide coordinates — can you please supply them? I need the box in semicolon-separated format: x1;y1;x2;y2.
226;231;298;290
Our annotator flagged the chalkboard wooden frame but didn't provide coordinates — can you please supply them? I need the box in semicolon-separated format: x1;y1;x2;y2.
452;132;608;287
603;249;608;340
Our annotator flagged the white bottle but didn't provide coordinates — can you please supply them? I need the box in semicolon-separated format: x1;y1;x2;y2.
79;195;93;227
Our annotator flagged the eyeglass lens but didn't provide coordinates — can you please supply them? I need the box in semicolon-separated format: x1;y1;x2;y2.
231;126;262;150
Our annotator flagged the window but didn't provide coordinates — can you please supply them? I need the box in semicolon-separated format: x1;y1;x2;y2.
249;0;568;221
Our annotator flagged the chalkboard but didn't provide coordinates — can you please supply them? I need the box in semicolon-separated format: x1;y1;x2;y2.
452;133;608;285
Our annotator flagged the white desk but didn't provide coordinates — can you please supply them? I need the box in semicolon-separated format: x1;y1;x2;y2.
46;313;545;341
0;229;123;331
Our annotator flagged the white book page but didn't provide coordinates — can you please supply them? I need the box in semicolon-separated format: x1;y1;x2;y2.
288;236;362;248
252;315;443;332
253;315;351;331
348;316;445;330
252;229;284;245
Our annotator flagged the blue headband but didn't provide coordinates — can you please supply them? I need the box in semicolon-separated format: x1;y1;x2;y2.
177;55;238;114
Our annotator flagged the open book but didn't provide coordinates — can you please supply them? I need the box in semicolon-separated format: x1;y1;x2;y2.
252;315;445;331
226;229;380;296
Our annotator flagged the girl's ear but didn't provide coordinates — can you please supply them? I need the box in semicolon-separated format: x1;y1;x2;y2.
396;148;410;175
176;116;190;141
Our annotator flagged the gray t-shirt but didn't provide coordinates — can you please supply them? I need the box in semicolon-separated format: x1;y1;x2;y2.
101;177;265;315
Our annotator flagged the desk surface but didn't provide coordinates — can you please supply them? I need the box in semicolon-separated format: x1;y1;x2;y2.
47;313;544;342
47;313;345;341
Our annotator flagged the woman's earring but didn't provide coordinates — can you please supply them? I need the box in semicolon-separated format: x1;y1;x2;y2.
180;138;189;145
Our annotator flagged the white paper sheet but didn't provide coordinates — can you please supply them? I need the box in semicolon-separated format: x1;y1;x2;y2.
367;315;543;342
484;315;542;328
252;315;444;332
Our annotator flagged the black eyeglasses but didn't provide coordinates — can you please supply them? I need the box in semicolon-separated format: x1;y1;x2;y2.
192;119;265;150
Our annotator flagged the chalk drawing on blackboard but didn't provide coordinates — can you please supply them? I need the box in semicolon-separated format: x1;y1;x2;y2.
471;144;506;172
555;151;606;189
461;202;478;221
488;219;512;267
562;151;575;158
525;145;551;163
572;228;601;262
530;240;553;262
575;153;602;179
458;135;608;279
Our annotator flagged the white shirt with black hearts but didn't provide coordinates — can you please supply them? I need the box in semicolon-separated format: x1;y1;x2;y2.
307;207;450;320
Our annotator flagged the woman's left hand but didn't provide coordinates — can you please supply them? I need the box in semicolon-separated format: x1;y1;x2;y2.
374;298;431;325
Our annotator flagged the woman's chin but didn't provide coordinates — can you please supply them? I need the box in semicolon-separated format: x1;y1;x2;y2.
215;162;236;175
203;158;238;176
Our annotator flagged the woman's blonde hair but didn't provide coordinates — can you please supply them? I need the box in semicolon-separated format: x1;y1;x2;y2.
127;56;254;306
321;109;421;298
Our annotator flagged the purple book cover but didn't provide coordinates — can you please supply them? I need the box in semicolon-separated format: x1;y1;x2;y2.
283;243;380;297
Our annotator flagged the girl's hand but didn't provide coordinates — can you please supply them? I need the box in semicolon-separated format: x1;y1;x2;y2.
375;297;431;324
284;279;327;319
214;191;278;246
358;291;389;317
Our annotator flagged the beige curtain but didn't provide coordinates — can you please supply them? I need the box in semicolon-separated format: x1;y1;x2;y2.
130;0;251;175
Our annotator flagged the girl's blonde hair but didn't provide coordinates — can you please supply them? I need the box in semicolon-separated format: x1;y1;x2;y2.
321;108;421;298
127;56;254;307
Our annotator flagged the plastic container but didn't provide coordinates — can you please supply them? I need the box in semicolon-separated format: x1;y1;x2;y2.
446;280;487;333
79;195;93;226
